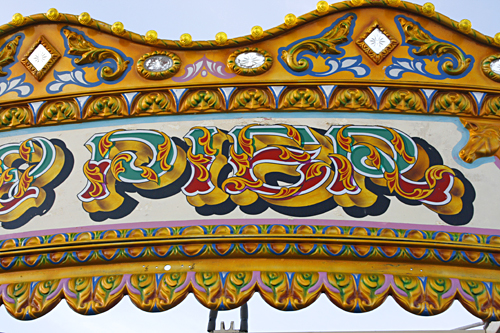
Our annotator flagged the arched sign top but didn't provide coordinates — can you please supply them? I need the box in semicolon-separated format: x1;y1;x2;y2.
0;1;499;323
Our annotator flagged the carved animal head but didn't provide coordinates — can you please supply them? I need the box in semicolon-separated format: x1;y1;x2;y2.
459;121;500;163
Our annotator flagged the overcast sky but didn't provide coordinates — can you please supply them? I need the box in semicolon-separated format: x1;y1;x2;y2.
0;0;497;332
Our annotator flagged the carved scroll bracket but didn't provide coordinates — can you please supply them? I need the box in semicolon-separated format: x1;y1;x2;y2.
63;29;129;81
459;118;500;163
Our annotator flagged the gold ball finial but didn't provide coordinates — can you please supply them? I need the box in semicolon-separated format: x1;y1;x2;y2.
459;19;472;33
78;12;92;25
145;30;158;43
46;8;60;21
284;13;297;27
387;0;401;6
112;21;125;35
180;33;192;47
494;32;500;45
317;1;329;13
350;0;363;6
251;26;264;39
11;13;24;26
422;3;435;16
215;32;228;45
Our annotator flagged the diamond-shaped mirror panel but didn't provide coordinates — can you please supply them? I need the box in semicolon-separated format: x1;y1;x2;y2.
364;28;391;55
21;36;60;81
356;22;398;64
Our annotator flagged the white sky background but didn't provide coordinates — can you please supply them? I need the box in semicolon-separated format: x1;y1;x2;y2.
0;0;498;332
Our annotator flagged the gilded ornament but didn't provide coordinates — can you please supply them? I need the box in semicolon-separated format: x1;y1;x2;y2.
0;106;32;128
356;22;398;64
387;0;401;6
331;88;375;110
46;8;60;21
284;13;297;27
84;95;127;119
37;100;78;124
78;12;92;25
459;118;500;163
0;35;21;76
381;89;425;112
398;17;471;75
350;0;363;6
229;88;272;111
458;19;472;33
227;47;273;76
180;90;223;112
422;3;435;16
251;26;264;39
20;36;61;81
136;50;181;80
430;92;474;115
281;16;353;72
495;33;500;45
11;13;24;26
481;54;500;82
63;29;130;81
317;1;329;13
132;91;175;115
280;87;323;109
480;95;500;117
180;33;192;47
215;32;228;45
111;21;125;35
145;30;158;44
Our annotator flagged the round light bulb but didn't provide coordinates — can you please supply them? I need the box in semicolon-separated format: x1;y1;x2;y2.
46;8;60;21
180;33;192;47
422;3;435;16
11;13;24;26
284;13;297;27
78;12;92;25
112;21;125;35
251;26;263;39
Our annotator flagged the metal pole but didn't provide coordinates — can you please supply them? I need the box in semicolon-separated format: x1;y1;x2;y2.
240;303;248;333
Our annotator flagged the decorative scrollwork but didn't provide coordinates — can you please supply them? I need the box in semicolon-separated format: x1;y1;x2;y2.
430;92;475;115
132;91;175;115
381;89;425;112
480;95;500;117
37;100;78;124
0;272;498;320
331;88;375;110
136;51;181;80
63;29;130;81
459;118;500;163
180;89;223;112
281;15;353;72
0;105;32;128
279;87;323;109
398;17;471;76
481;55;500;82
227;47;273;76
84;95;127;119
0;35;21;76
229;88;272;111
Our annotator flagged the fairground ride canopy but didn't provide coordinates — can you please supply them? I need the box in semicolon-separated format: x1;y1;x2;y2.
0;0;499;322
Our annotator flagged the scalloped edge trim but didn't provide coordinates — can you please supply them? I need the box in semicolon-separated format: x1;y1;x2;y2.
0;271;498;320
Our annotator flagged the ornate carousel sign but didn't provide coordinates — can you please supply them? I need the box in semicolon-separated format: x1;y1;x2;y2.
0;0;499;322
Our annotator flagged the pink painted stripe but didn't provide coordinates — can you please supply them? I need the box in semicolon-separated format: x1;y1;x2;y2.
495;157;500;170
1;218;499;241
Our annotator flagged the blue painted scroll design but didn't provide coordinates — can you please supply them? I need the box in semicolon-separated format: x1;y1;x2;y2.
386;15;474;80
47;27;132;94
0;34;33;98
278;13;370;78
